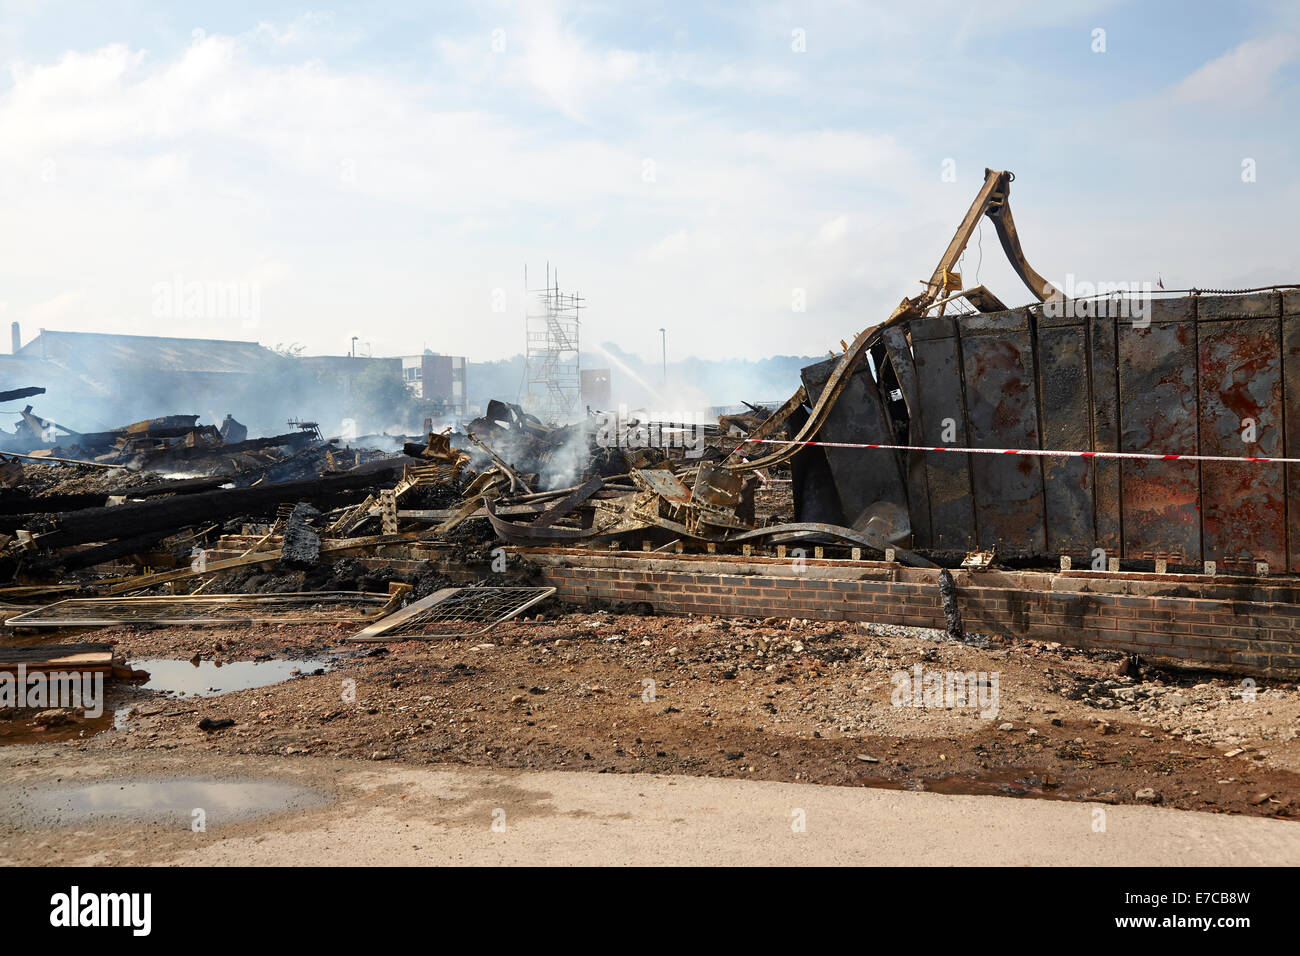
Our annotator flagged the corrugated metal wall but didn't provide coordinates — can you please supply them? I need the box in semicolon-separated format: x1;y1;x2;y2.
803;291;1300;571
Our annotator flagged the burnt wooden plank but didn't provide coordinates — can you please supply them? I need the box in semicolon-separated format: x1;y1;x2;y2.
30;458;411;549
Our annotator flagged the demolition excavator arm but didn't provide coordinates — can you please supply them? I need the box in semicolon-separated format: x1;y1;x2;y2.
888;167;1061;323
724;167;1063;474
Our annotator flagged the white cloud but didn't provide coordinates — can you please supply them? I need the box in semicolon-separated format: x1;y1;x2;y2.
26;290;85;327
817;214;849;244
0;4;1294;376
0;27;924;363
647;229;691;260
1169;35;1299;105
509;9;664;122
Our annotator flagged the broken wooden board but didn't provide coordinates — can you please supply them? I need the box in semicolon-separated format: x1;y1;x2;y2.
0;642;115;675
100;530;432;595
531;476;603;528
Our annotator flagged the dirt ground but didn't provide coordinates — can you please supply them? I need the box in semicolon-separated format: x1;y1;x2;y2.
4;607;1298;820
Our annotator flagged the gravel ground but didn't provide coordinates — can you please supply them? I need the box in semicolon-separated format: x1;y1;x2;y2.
4;608;1297;820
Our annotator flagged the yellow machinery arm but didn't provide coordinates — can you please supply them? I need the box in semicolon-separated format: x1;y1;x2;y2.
889;168;1061;322
725;168;1064;475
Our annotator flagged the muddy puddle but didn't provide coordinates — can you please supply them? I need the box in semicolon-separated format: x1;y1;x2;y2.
0;776;329;827
130;658;328;698
859;769;1073;801
0;710;116;746
0;658;327;746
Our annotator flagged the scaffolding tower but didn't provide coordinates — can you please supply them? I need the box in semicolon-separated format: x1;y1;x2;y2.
524;264;584;426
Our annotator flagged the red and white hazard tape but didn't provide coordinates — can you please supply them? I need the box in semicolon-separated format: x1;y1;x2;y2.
740;437;1300;465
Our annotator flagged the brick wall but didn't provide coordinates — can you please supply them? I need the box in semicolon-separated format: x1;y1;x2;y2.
520;548;1300;678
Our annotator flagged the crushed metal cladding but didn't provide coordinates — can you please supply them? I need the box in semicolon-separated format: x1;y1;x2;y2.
3;166;1300;714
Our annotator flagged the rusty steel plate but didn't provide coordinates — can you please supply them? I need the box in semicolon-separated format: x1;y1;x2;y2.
1118;299;1201;564
1198;311;1284;570
958;310;1046;556
1036;308;1094;558
909;315;976;552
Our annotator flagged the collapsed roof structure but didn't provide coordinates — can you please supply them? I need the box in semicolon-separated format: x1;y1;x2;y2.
4;169;1299;678
481;169;1300;577
782;169;1300;574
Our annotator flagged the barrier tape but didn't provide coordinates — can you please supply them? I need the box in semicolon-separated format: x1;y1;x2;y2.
740;438;1299;465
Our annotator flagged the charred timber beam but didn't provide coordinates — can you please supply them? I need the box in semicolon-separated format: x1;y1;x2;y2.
134;431;317;464
29;457;413;549
115;475;236;497
26;531;174;575
0;387;45;403
531;477;603;528
0;475;235;524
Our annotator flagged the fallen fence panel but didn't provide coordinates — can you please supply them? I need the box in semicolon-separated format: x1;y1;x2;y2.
5;591;395;627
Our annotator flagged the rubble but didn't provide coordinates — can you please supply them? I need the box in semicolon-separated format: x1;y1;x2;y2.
3;167;1299;846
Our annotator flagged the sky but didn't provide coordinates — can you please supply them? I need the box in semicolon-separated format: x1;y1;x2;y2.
0;0;1297;370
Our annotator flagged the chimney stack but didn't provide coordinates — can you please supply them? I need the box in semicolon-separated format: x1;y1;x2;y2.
10;322;19;355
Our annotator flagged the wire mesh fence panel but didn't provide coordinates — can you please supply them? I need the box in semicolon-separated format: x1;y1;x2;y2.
348;586;556;641
4;591;394;627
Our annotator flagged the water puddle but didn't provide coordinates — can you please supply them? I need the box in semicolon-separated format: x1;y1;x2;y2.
0;710;115;746
130;658;327;698
0;658;328;745
1;776;328;827
861;769;1071;800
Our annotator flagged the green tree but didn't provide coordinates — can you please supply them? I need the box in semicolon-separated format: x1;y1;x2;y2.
353;364;416;429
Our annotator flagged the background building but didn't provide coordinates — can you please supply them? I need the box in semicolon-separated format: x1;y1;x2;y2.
580;368;611;411
5;325;287;432
400;351;467;416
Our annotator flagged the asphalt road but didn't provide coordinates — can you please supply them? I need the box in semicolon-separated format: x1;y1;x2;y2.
1;747;1294;865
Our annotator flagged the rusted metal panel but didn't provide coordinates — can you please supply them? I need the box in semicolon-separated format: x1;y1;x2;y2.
1035;306;1094;558
1118;298;1200;564
958;310;1046;556
881;325;933;548
1197;291;1280;322
1089;313;1122;557
1285;293;1300;572
909;315;976;551
1198;298;1284;571
788;403;845;526
797;292;1300;573
799;357;909;534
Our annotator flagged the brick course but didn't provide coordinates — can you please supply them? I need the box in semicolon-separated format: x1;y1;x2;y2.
521;548;1300;677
